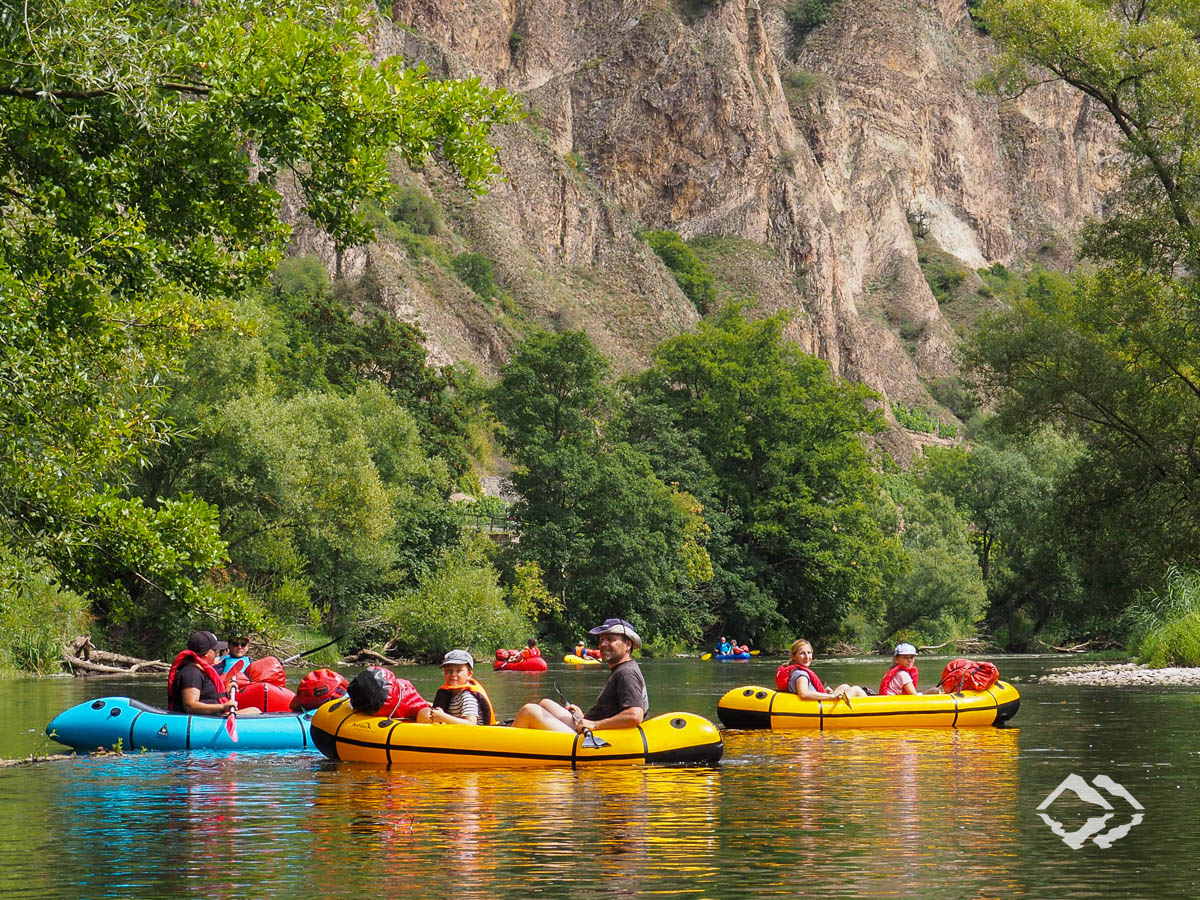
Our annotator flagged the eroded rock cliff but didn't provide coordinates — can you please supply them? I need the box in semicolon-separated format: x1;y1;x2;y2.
288;0;1115;454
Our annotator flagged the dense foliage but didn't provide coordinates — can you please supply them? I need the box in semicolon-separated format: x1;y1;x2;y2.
0;0;518;661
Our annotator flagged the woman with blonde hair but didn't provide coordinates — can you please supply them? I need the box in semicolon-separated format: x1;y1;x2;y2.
775;639;869;702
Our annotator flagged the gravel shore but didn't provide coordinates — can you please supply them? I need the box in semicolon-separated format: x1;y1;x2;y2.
1034;662;1200;686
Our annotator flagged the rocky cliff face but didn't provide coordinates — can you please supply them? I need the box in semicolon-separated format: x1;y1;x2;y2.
291;0;1115;455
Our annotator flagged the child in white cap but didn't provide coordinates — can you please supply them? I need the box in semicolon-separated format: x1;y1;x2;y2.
879;642;942;695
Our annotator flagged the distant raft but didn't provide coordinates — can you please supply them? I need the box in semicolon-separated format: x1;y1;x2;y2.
712;652;751;661
493;655;548;672
310;699;723;767
46;696;316;753
563;654;601;665
717;682;1020;730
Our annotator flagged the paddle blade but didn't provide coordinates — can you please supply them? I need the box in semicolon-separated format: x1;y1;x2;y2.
750;650;760;655
701;653;712;660
225;712;238;743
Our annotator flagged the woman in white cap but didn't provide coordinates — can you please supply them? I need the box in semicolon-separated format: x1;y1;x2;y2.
879;642;941;695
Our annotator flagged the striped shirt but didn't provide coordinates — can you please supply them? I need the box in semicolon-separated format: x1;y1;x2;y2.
446;689;481;723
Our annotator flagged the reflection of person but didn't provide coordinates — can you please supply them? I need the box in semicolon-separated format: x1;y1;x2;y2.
215;636;251;676
879;642;941;695
417;650;494;725
167;630;238;715
513;618;648;733
777;639;869;701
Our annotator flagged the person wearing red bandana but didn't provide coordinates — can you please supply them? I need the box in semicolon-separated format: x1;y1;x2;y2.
167;630;239;715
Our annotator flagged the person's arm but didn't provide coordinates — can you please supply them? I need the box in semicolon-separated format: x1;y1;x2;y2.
793;672;840;701
180;687;236;716
581;705;644;730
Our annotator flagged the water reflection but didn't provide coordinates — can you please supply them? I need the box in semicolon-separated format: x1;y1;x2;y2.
4;659;1200;898
720;728;1022;896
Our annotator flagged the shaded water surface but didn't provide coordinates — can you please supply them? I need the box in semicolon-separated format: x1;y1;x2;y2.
2;656;1197;897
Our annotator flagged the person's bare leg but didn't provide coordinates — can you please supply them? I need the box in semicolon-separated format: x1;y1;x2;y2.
511;700;576;732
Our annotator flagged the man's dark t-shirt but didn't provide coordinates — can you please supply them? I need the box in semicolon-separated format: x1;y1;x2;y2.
585;659;649;721
172;663;219;710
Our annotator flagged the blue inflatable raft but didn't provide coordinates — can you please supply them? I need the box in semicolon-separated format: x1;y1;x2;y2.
714;652;751;661
46;696;317;753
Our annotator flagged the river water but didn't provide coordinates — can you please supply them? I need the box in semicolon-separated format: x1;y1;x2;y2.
1;655;1196;897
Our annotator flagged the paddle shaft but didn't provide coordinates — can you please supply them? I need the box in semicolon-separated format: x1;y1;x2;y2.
281;634;344;665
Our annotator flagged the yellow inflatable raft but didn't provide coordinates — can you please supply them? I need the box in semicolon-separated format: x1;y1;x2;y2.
563;653;600;665
717;682;1020;730
310;699;723;767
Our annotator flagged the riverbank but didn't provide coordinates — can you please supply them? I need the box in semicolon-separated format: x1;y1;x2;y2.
1034;662;1200;686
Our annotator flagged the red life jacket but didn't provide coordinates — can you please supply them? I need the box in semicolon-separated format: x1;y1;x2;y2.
528;646;541;658
167;650;229;711
879;663;919;695
432;678;496;725
775;663;826;693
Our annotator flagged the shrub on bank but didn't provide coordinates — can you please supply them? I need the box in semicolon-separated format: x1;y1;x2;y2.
1128;566;1200;667
0;550;91;675
380;540;531;661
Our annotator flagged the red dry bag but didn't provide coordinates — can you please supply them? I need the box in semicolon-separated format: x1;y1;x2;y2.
237;682;297;713
246;656;287;688
939;658;1000;692
291;668;350;711
347;666;430;719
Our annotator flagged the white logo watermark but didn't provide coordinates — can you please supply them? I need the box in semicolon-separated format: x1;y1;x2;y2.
1037;773;1144;849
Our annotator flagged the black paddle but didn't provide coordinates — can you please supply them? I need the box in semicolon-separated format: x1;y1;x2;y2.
553;681;606;747
281;634;345;666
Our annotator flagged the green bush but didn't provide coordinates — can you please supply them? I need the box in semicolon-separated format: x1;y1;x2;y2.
272;255;331;301
1129;566;1200;667
892;402;956;438
641;229;718;314
381;542;531;661
928;376;978;420
390;185;442;236
785;0;838;39
0;550;91;675
452;252;499;299
921;255;967;303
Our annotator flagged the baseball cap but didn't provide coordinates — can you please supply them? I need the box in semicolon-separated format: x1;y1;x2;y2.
441;649;474;668
588;618;642;650
893;642;918;656
187;630;228;654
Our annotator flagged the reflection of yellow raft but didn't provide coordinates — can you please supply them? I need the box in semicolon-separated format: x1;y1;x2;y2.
311;699;723;767
563;654;600;665
717;682;1020;730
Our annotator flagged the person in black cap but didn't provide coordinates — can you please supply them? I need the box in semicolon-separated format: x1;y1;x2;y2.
166;630;239;716
512;618;649;733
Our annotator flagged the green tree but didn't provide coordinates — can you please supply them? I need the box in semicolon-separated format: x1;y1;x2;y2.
0;1;517;655
970;1;1200;627
490;330;712;642
629;305;891;643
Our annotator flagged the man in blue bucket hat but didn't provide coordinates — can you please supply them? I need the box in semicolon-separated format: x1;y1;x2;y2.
512;618;649;733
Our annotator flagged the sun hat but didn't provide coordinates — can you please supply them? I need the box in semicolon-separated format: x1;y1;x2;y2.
588;618;642;650
441;649;474;668
893;642;918;656
187;630;227;654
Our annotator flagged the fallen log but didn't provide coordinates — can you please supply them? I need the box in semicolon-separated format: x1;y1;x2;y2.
1050;639;1125;653
343;649;402;666
61;656;131;675
0;753;80;768
916;637;990;653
